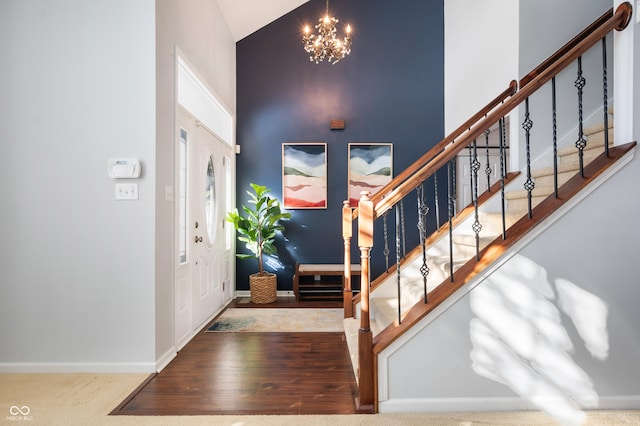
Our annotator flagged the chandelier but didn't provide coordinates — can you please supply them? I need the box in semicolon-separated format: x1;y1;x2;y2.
302;0;352;65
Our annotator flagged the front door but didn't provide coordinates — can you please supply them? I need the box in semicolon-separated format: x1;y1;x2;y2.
175;108;232;350
191;122;225;329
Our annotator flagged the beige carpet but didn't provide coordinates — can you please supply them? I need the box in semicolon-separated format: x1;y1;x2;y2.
206;308;344;332
1;374;639;425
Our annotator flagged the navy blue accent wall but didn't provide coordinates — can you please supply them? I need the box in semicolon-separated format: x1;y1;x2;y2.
236;0;444;291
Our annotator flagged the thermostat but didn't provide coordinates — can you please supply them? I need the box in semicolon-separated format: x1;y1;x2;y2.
108;158;141;179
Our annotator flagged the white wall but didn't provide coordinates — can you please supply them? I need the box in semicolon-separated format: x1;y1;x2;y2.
444;0;519;134
518;0;613;168
155;0;236;367
0;0;157;371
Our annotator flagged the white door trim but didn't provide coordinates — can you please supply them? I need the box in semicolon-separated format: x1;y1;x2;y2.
173;48;236;351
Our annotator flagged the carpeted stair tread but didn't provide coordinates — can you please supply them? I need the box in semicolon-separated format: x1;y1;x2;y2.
557;128;613;157
505;185;555;200
531;160;583;177
343;317;360;382
479;211;525;230
371;297;398;331
452;233;497;248
583;119;613;136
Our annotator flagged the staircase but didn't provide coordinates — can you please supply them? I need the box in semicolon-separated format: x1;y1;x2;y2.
343;116;616;379
340;3;636;415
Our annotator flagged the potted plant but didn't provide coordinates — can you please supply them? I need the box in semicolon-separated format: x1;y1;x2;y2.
226;183;292;304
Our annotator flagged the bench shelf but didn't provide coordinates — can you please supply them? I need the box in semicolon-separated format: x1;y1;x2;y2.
293;263;361;302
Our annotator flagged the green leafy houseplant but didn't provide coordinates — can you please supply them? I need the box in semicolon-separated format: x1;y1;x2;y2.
226;183;292;276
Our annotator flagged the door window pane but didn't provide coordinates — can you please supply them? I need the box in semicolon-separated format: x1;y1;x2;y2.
205;156;216;243
178;129;187;264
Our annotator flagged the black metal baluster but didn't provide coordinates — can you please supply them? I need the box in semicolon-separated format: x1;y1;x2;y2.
382;211;390;270
522;98;535;219
400;200;406;258
499;117;507;238
470;141;482;259
434;174;440;228
575;56;587;177
447;161;455;282
416;184;430;303
552;77;559;198
602;37;610;157
484;128;492;191
451;158;457;217
468;143;474;199
395;203;402;324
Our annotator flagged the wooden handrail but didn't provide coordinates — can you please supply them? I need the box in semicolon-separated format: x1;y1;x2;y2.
371;1;633;219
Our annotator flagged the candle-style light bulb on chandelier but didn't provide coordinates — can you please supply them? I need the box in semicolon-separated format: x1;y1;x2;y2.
302;0;352;65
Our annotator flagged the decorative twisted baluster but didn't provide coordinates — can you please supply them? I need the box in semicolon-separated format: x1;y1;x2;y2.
447;161;455;282
499;117;508;238
470;141;482;259
575;55;587;177
400;200;406;258
382;211;390;270
602;37;610;157
450;158;457;217
522;98;535;219
433;174;440;228
484;128;492;191
552;77;559;197
395;203;402;323
416;184;430;303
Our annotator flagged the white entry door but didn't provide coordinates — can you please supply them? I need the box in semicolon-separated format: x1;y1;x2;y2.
175;108;233;350
190;122;225;329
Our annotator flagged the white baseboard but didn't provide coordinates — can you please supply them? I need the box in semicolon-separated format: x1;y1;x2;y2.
378;395;640;413
596;395;640;409
235;290;295;298
0;362;156;373
155;347;177;372
379;397;529;413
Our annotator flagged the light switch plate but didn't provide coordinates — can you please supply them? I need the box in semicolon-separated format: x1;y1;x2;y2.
115;183;138;200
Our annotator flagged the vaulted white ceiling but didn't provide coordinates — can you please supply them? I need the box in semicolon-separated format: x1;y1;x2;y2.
216;0;310;42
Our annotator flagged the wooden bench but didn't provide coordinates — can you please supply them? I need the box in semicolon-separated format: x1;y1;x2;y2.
293;263;362;302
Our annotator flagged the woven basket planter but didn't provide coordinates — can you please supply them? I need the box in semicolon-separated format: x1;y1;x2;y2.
249;272;277;304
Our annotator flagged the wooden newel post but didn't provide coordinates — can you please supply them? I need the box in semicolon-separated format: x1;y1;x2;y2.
357;191;375;413
342;200;354;318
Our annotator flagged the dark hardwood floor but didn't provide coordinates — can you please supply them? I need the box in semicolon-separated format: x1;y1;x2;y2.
111;297;358;416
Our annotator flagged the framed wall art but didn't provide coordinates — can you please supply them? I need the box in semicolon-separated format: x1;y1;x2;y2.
282;143;327;209
348;143;393;207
